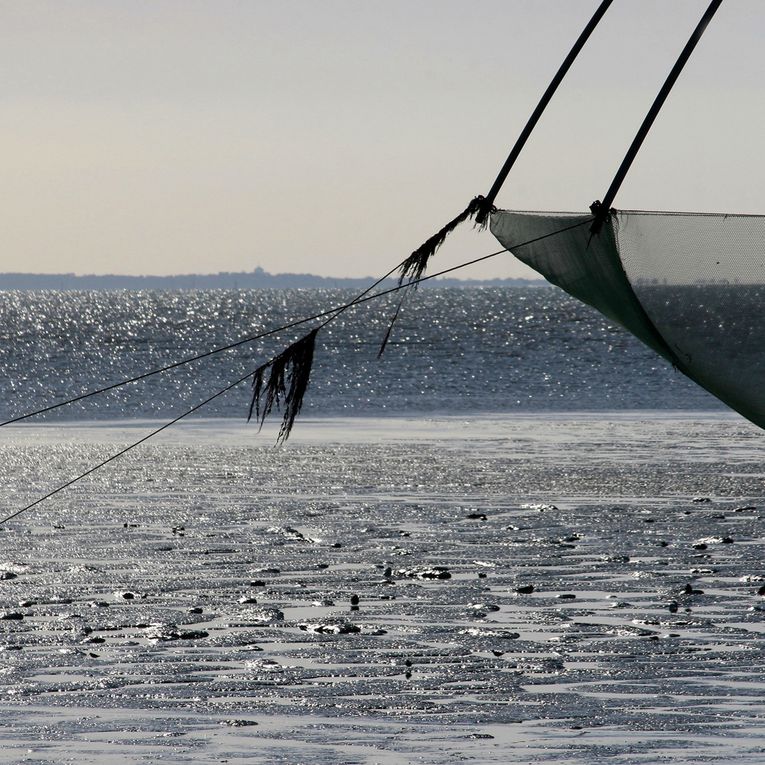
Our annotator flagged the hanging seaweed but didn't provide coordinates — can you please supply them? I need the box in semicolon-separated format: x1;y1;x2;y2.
247;328;319;444
399;195;487;285
378;195;489;357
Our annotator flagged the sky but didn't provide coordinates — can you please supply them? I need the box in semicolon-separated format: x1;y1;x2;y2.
2;0;763;279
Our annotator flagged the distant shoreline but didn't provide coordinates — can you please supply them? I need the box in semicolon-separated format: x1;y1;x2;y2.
0;269;546;290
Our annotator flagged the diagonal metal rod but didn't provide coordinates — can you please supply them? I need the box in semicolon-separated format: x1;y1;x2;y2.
591;0;724;231
476;0;614;223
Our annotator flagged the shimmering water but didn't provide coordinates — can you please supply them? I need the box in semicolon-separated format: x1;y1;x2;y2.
0;287;720;422
2;287;759;765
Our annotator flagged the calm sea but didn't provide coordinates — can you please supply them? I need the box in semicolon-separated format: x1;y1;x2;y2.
0;287;720;422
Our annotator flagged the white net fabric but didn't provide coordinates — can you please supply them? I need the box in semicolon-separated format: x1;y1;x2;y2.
491;209;765;429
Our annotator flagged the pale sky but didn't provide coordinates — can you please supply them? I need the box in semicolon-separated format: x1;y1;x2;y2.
2;0;763;279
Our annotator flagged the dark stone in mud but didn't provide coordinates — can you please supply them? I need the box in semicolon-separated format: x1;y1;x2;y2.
464;733;494;739
299;622;361;635
0;571;17;581
693;497;711;503
516;584;534;595
0;612;23;620
757;584;765;596
147;625;209;641
350;594;360;606
682;584;704;595
250;580;266;587
668;602;679;613
220;719;258;727
466;512;488;520
721;537;734;544
399;566;451;580
81;636;105;644
470;603;500;612
557;593;576;600
115;591;136;600
247;607;285;624
238;596;258;605
18;600;35;608
693;543;708;550
734;505;757;512
188;607;204;614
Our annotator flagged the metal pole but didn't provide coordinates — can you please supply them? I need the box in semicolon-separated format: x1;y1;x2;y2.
476;0;614;224
591;0;724;231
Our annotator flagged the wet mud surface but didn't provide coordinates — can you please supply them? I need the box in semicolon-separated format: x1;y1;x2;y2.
0;414;763;763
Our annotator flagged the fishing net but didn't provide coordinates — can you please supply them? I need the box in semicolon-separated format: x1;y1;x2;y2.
491;210;765;429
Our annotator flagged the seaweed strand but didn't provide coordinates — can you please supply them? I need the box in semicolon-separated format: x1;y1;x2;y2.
248;328;319;444
378;195;491;356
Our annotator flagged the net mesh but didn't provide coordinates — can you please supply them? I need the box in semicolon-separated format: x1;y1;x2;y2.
491;209;765;429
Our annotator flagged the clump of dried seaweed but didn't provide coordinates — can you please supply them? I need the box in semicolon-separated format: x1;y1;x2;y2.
378;195;488;357
247;328;319;444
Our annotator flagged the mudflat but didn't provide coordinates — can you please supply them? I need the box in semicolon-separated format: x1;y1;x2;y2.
0;413;763;764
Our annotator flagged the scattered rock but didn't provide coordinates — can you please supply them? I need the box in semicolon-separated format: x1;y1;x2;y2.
516;584;535;595
146;625;209;642
246;607;284;624
399;566;451;580
0;571;17;581
0;612;23;620
299;622;361;635
461;628;520;640
220;719;258;727
470;603;500;612
267;526;310;542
